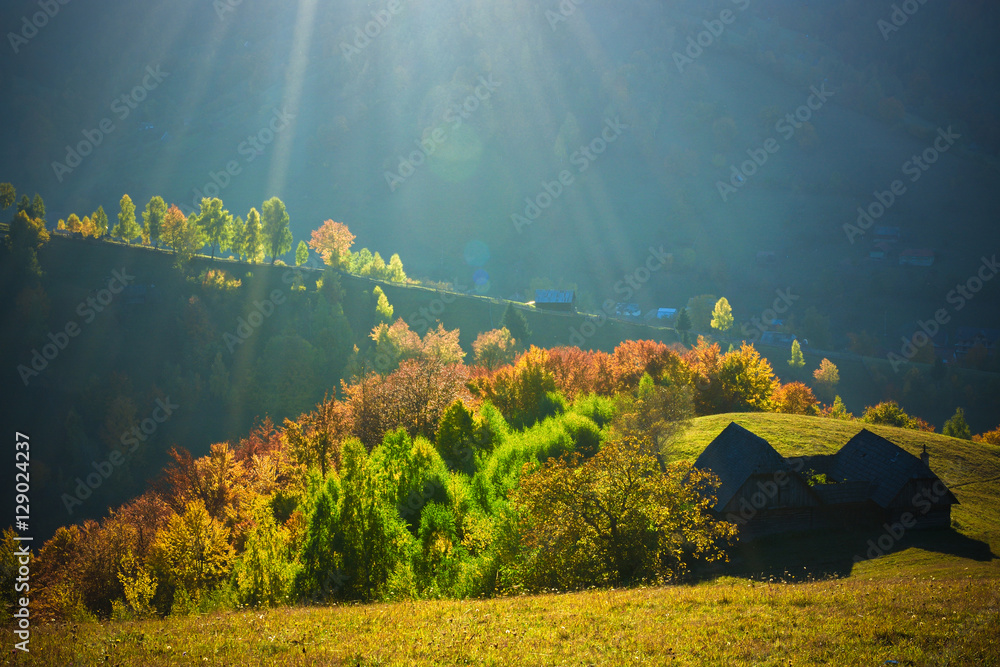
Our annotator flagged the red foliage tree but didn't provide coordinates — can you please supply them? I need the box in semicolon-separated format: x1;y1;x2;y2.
309;219;356;267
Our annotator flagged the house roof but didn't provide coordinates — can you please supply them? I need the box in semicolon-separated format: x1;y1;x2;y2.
693;422;789;511
534;289;575;304
829;429;954;508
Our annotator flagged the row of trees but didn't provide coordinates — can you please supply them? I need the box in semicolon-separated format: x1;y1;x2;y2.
55;194;294;266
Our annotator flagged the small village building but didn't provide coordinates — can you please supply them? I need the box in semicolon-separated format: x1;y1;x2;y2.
645;307;677;323
899;249;935;266
693;423;957;540
533;289;575;312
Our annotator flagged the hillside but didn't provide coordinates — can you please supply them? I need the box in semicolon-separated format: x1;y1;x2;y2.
5;414;997;666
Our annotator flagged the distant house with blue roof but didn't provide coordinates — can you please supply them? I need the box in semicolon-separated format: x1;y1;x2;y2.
533;289;575;312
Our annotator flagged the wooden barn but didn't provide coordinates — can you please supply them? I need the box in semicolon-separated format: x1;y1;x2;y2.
693;423;958;540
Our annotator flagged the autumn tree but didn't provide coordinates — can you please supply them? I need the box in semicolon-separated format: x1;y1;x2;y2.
309;219;356;268
718;343;779;412
512;436;736;590
92;205;109;238
285;394;352;477
113;194;141;244
771;382;819;415
812;358;839;401
261;196;292;264
973;425;1000;445
467;346;561;430
149;499;235;608
472;327;517;371
142;195;167;247
710;297;734;335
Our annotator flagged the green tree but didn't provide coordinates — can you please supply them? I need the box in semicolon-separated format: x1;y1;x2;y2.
233;501;295;607
0;183;15;212
244;207;264;264
434;399;477;473
860;401;920;429
788;339;805;369
339;438;411;601
293;475;346;602
686;294;718;332
141;196;167;247
194;197;232;259
710;297;734;334
500;303;531;348
91;205;109;238
261;196;292;265
228;215;246;261
386;253;407;282
675;308;692;345
30;194;45;221
373;285;393;323
17;195;30;215
942;407;972;440
295;240;309;266
113;194;141;245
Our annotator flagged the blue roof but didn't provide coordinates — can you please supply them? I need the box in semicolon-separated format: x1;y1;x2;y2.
534;289;575;303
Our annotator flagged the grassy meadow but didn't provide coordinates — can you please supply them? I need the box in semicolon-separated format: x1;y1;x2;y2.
5;413;998;666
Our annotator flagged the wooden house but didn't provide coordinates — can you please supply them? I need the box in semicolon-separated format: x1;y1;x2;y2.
693;423;957;540
533;289;575;312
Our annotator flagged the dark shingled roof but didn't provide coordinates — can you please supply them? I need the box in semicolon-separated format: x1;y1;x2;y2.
693;422;788;511
830;429;951;508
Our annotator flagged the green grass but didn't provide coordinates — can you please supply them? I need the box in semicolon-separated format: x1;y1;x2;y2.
5;414;998;665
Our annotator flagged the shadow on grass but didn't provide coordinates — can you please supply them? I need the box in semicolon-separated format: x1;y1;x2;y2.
692;527;996;583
